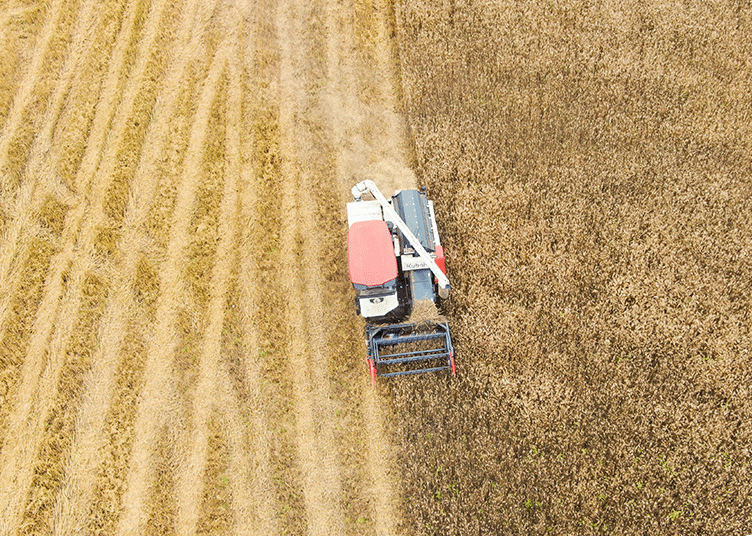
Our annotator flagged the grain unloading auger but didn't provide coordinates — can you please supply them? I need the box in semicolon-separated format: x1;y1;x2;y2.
347;180;455;384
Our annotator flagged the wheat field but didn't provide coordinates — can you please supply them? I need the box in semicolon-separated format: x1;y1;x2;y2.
391;0;751;534
0;0;409;534
1;0;751;534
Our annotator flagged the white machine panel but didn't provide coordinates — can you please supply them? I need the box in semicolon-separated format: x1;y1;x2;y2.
347;200;383;227
359;293;399;318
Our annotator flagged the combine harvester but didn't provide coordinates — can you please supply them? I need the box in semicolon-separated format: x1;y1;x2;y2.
347;180;455;384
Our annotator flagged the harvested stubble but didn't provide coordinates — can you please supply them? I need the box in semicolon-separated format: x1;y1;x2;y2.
0;0;415;533
0;238;55;455
19;271;107;535
391;0;752;534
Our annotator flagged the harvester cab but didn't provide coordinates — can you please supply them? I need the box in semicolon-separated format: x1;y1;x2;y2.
347;180;455;384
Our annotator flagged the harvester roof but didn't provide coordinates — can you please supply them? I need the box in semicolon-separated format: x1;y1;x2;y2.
348;220;397;287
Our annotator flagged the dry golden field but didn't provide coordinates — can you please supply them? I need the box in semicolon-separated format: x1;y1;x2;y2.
392;0;752;534
0;0;410;534
1;0;751;535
